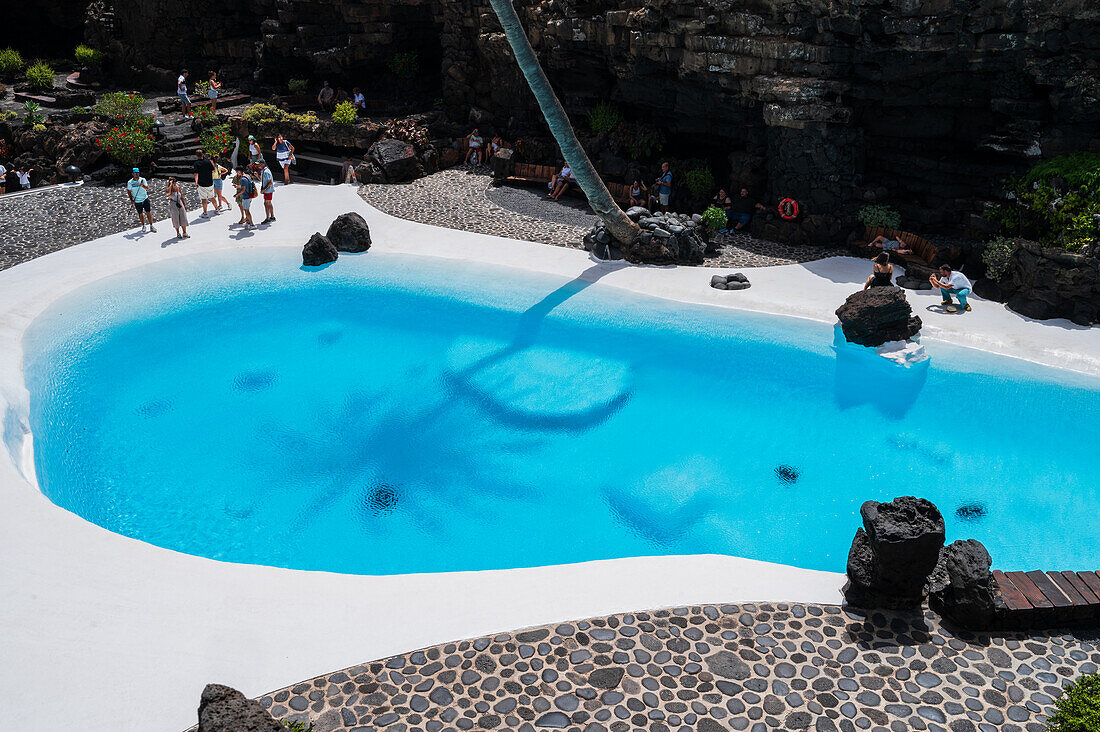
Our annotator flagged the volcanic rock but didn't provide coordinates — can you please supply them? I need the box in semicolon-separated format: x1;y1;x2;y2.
302;232;338;266
325;212;372;253
197;684;282;732
835;287;921;347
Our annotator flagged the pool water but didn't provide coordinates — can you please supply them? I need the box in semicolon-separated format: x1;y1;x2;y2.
23;251;1100;574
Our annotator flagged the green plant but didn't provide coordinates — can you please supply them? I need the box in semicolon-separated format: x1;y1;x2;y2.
96;122;156;167
331;100;358;126
610;121;665;161
279;720;316;732
287;78;308;94
857;204;902;230
193;104;215;123
291;111;319;125
242;103;287;123
194;80;210;98
1046;672;1100;732
587;101;623;135
388;51;419;79
25;60;55;90
32;123;46;132
0;47;24;76
93;91;147;125
22;101;44;127
199;123;234;157
981;236;1016;281
74;44;103;67
701;205;728;233
0;110;17;121
684;167;716;198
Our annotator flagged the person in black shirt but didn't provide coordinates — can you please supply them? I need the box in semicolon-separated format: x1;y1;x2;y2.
729;187;766;231
193;150;217;217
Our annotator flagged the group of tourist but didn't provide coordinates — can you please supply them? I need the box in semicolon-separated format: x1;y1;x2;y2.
317;81;368;112
177;69;221;118
0;163;35;194
126;150;279;237
463;129;506;166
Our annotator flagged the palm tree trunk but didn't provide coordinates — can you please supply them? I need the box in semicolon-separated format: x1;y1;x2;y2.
488;0;640;246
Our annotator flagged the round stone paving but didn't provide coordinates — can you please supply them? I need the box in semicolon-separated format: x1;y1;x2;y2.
208;603;1098;732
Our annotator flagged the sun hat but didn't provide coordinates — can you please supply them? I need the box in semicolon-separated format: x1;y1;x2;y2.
248;135;255;140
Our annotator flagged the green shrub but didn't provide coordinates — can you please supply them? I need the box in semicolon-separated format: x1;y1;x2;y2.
0;47;23;76
25;60;55;90
96;121;156;167
857;204;902;230
986;153;1100;252
193;104;215;123
1046;672;1100;732
0;110;16;121
981;236;1016;281
22;100;44;127
611;121;664;161
94;91;147;125
74;44;103;67
331;100;358;126
291;111;319;125
280;721;316;732
287;78;307;94
32;123;46;132
701;205;728;232
684;167;716;198
242;103;287;123
388;51;419;79
587;102;623;135
199;123;234;157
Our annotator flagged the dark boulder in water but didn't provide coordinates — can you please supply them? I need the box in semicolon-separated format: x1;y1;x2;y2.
367;484;400;514
954;502;987;522
774;464;800;485
302;232;338;266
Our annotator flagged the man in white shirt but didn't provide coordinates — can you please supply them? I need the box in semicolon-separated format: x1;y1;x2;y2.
16;168;33;190
177;69;192;119
929;264;973;312
0;162;7;194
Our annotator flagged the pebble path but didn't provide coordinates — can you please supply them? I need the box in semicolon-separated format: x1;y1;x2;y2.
0;180;200;271
360;168;847;269
224;602;1096;732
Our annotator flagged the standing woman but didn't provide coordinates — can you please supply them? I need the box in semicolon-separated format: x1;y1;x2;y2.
166;177;190;238
206;71;221;113
248;135;262;165
212;158;231;211
272;134;295;184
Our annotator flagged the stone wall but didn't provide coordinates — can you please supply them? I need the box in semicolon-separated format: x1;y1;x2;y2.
98;0;1100;244
997;239;1100;325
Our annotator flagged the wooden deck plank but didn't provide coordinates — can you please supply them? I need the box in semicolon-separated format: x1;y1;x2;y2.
993;571;1033;611
1027;570;1074;608
1006;571;1054;609
1077;572;1100;599
1063;572;1100;605
1048;572;1088;606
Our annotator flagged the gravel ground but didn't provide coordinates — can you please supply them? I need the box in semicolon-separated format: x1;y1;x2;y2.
0;180;201;271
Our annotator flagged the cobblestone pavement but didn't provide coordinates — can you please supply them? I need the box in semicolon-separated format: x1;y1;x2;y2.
240;603;1095;732
360;169;846;269
0;180;200;270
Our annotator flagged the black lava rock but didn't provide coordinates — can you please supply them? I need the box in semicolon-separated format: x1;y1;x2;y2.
198;684;282;732
929;539;1004;630
844;496;945;609
369;137;424;182
325;211;372;253
302;232;338;266
835;287;921;347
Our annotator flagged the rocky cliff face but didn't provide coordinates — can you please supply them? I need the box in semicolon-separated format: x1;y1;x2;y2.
97;0;1100;243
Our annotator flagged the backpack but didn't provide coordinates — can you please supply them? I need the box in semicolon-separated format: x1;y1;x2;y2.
243;177;258;198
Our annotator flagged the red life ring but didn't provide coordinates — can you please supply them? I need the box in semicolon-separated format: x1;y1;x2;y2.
778;198;799;220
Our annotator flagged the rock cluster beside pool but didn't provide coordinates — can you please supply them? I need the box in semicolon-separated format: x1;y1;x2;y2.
302;212;372;266
711;273;751;290
584;207;707;265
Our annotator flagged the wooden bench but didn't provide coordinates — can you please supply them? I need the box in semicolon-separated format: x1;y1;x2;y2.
854;227;939;278
505;163;632;205
993;570;1100;628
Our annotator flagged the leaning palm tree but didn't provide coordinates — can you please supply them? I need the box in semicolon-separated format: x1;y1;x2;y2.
488;0;640;246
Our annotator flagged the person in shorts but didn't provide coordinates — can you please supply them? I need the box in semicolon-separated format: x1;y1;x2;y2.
258;163;276;224
206;71;220;113
126;167;156;233
193;149;217;216
236;169;256;229
248;135;262;165
272;134;294;184
0;162;7;194
177;69;192;119
212;158;231;211
650;162;673;211
15;167;33;190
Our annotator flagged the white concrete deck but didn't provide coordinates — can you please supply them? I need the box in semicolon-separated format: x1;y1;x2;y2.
1;184;1097;732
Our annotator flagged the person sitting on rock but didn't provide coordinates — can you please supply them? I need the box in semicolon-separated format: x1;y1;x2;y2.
464;128;484;165
353;87;366;109
548;163;575;201
317;81;336;112
864;252;895;289
711;188;733;231
930;264;973;312
629;178;648;208
729;187;767;231
868;234;912;255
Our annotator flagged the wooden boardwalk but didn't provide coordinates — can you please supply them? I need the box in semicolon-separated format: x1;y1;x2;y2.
993;570;1100;626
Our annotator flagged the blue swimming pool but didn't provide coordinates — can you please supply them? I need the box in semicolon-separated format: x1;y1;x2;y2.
23;250;1100;574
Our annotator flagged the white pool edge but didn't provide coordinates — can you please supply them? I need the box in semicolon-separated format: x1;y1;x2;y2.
2;185;1098;731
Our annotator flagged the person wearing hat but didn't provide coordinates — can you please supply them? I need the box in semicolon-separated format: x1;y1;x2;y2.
248;135;262;165
125;167;156;233
317;81;335;113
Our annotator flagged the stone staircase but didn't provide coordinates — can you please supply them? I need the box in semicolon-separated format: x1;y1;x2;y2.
152;119;201;179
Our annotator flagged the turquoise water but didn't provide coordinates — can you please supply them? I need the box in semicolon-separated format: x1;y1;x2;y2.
23;250;1100;574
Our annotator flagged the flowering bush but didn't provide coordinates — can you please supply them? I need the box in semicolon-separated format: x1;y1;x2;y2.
193;104;215;123
383;119;430;149
199;123;234;157
332;101;358;126
96;123;156;167
388;51;419;79
94;92;147;125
